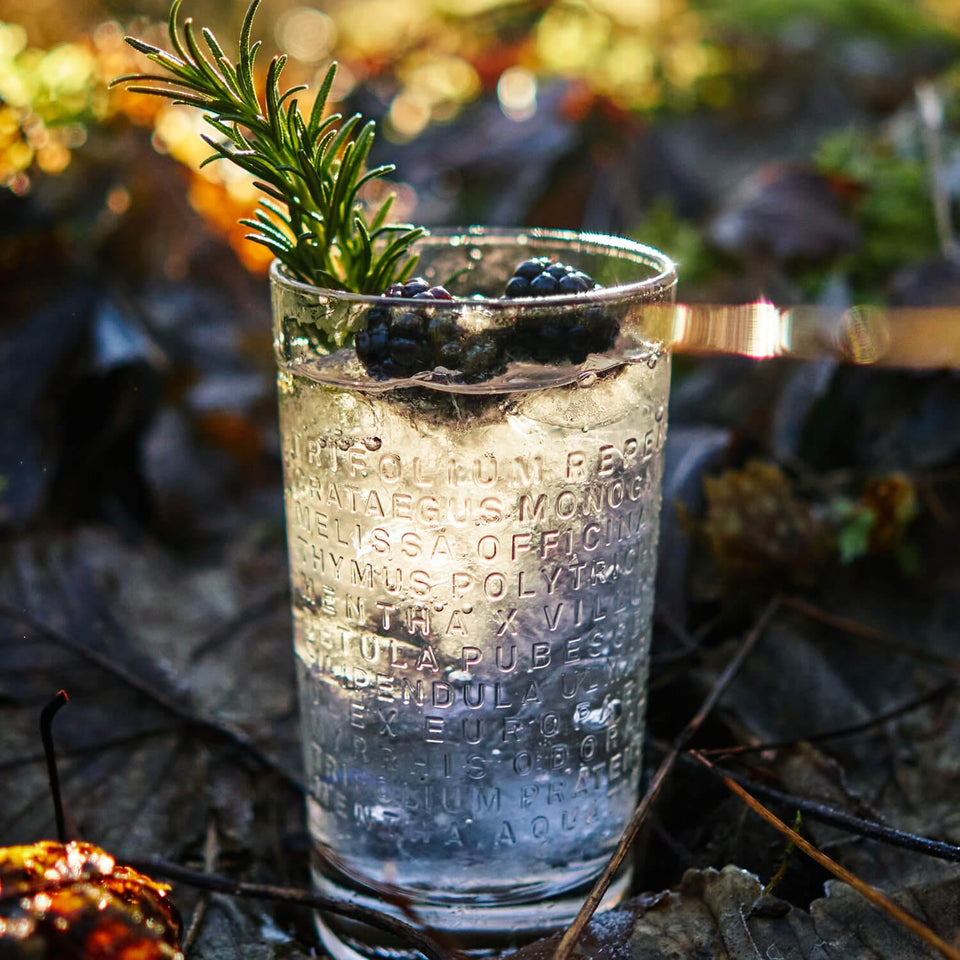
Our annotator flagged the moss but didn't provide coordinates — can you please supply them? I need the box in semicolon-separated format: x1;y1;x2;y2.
813;127;942;299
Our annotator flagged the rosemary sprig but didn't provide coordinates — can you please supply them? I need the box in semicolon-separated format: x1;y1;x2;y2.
111;0;424;296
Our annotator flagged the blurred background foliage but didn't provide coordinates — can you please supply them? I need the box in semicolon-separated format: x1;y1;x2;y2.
1;0;959;300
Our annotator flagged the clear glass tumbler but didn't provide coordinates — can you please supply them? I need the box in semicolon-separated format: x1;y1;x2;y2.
271;228;677;957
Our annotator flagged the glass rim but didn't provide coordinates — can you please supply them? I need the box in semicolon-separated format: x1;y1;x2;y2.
269;226;678;309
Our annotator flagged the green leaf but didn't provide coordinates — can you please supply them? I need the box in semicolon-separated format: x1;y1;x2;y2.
832;500;876;564
200;25;243;102
122;85;211;108
109;71;199;90
245;233;294;259
279;85;308;107
240;215;293;247
352;217;373;286
237;0;262;101
295;149;330;214
201;26;225;61
323;112;361;168
167;0;189;62
183;18;230;93
307;62;337;139
126;41;189;76
395;253;420;283
285;99;305;154
252;180;288;204
124;37;161;57
310;111;341;147
259;197;292;222
368;192;395;234
369;228;426;293
264;56;290;149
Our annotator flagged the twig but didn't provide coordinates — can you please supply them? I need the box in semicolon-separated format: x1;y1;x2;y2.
551;596;781;960
182;817;220;953
698;679;957;757
39;690;69;843
782;596;960;672
124;857;451;960
763;810;802;896
683;752;960;864
692;751;960;960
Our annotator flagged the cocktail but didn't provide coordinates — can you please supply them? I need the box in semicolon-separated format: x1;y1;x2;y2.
273;227;676;956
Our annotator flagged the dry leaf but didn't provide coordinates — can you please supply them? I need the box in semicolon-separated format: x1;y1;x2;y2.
513;864;960;960
0;840;183;959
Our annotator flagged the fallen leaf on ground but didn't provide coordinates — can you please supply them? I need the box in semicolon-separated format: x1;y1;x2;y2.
0;839;183;959
513;864;960;960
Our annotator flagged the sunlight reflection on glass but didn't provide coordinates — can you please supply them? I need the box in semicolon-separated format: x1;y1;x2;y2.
651;301;960;368
670;301;788;358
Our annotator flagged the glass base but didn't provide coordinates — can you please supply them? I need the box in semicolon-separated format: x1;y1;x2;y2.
312;861;634;960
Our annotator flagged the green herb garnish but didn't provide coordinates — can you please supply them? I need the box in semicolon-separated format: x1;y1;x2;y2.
111;0;424;294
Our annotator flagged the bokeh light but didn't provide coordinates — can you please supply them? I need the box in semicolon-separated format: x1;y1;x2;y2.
497;66;537;122
535;2;612;75
387;89;432;141
0;20;108;189
335;0;431;59
274;7;337;65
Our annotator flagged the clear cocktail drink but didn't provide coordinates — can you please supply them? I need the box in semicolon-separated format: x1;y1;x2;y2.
272;228;676;956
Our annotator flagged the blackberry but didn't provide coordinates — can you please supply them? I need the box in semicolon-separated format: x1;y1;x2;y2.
503;258;618;365
503;257;597;299
356;278;505;380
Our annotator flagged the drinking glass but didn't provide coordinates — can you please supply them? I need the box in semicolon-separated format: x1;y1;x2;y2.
271;227;677;957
